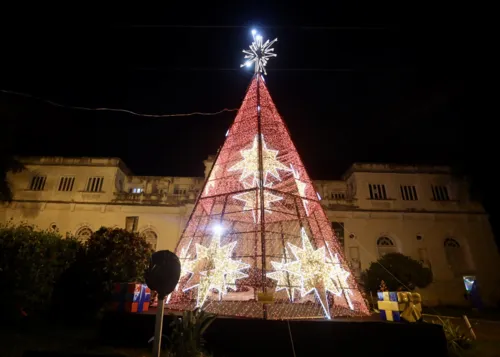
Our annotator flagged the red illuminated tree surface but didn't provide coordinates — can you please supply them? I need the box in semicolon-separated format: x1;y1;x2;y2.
168;74;369;319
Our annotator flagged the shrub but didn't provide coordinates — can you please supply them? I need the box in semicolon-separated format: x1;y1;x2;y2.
53;227;154;319
166;308;217;357
432;316;474;356
0;223;81;317
360;253;433;293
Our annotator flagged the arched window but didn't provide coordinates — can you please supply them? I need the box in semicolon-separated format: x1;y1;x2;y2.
377;236;397;257
142;229;158;250
76;226;93;243
444;238;465;276
49;222;58;232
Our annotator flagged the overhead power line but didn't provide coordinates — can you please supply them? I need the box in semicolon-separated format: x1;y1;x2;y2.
135;67;359;72
116;25;388;30
0;89;238;118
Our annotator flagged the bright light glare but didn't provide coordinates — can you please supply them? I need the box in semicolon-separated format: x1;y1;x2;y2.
251;29;257;36
256;35;263;41
213;224;224;235
245;61;252;67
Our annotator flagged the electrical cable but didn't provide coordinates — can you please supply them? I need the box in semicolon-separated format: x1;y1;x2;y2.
0;89;238;118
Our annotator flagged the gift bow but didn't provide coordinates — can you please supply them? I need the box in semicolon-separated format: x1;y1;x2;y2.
398;292;422;322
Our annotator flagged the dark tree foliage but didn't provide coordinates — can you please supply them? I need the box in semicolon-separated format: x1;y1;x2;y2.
0;223;81;317
360;253;433;293
53;227;154;320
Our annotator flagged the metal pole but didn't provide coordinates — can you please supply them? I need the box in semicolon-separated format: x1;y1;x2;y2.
152;295;166;357
256;73;268;319
462;315;476;340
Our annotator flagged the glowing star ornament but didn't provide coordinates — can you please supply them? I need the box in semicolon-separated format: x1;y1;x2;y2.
266;257;302;301
167;244;192;304
233;182;283;222
182;230;249;307
327;244;354;310
204;165;218;195
229;134;289;185
285;228;352;319
290;164;309;216
241;30;277;75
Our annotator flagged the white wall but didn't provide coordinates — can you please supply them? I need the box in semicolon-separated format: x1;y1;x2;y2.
2;158;499;307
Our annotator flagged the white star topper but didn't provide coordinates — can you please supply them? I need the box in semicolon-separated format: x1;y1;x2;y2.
241;29;277;75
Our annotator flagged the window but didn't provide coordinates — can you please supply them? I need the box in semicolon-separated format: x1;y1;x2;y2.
432;185;450;201
142;229;158;250
349;247;361;277
331;192;346;200
126;216;139;232
377;236;397;257
418;248;431;269
130;187;144;194
30;175;46;191
58;176;75;191
86;177;104;192
331;222;345;248
368;184;387;200
444;238;466;276
400;185;418;200
76;226;92;242
174;185;187;195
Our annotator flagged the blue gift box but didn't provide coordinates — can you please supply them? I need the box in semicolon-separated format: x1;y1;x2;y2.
377;291;401;322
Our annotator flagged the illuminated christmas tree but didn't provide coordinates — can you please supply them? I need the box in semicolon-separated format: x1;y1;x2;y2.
168;30;369;319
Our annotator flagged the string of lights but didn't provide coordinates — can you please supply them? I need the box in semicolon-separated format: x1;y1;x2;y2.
167;30;369;320
0;89;238;118
116;25;387;30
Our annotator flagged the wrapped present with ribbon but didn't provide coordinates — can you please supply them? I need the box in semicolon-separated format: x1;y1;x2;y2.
398;292;422;322
377;291;422;322
110;282;151;313
377;291;401;321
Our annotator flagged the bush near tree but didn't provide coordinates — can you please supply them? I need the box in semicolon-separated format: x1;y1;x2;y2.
0;223;81;318
0;223;154;321
53;227;154;320
360;253;433;293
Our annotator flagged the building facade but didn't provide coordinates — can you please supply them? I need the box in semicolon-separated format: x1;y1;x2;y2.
2;156;499;307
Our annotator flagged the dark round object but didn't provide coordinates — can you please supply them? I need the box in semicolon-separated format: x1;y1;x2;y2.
145;250;181;298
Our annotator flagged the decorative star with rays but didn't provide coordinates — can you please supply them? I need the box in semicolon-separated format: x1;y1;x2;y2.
182;231;249;308
233;181;283;222
291;164;310;216
204;165;218;195
241;31;277;75
229;134;290;186
327;246;354;310
167;245;192;303
266;257;302;301
282;227;352;319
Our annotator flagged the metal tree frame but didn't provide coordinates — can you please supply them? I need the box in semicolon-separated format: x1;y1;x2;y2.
167;31;368;320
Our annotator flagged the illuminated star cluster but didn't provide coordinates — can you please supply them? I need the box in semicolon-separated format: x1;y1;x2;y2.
233;182;283;222
241;30;277;75
266;257;302;301
229;134;289;185
182;229;250;308
267;228;353;319
229;134;289;221
291;164;310;216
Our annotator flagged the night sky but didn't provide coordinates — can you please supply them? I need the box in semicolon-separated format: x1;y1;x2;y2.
1;4;493;232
